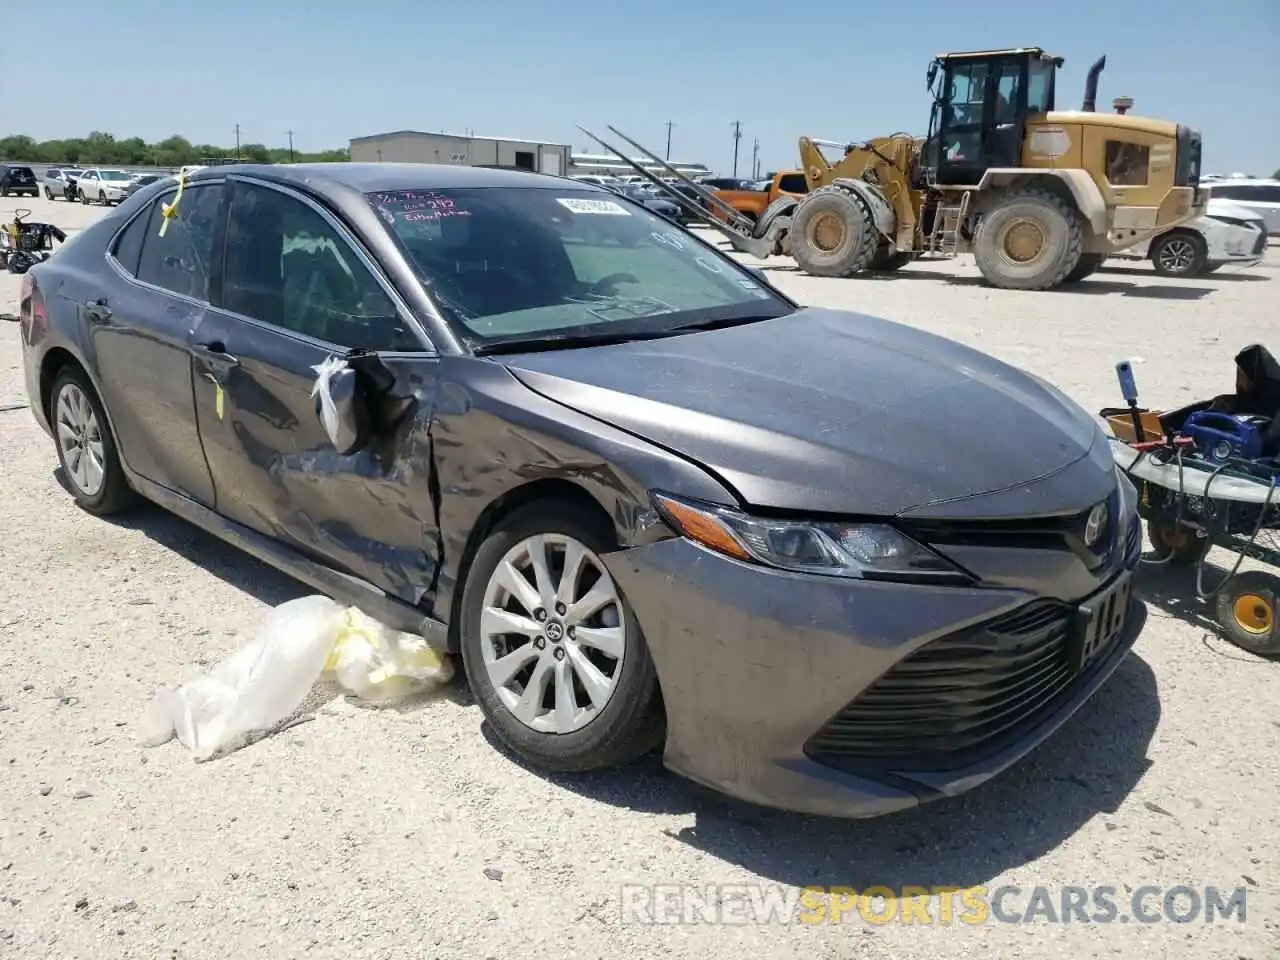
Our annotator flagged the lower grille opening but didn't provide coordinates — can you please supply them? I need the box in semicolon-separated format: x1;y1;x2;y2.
805;589;1130;775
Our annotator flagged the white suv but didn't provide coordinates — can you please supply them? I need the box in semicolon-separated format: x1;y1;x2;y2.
1110;197;1267;277
1202;178;1280;235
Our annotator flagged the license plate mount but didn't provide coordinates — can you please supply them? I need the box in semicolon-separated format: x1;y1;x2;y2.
1069;571;1133;674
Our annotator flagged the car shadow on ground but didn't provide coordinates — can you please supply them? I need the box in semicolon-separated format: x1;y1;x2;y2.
1098;265;1270;282
53;468;474;709
483;649;1161;891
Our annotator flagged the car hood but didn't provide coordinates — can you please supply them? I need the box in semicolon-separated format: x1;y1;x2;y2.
504;307;1110;517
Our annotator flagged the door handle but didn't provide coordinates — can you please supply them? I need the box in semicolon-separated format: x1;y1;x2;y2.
192;340;240;369
83;297;112;322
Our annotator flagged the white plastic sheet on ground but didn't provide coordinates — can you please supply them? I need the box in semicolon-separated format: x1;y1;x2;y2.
137;596;453;761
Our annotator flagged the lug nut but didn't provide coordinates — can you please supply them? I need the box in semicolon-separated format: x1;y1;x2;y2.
533;637;545;650
534;608;547;622
553;647;566;661
566;626;575;639
555;602;566;616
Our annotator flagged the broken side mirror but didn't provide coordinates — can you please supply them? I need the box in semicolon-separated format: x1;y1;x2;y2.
312;351;419;455
313;360;373;456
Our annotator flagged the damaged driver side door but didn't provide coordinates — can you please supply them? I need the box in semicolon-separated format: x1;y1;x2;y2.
190;177;443;605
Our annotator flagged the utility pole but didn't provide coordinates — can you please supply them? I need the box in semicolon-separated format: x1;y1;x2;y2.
287;130;295;163
731;121;742;177
234;123;241;162
664;121;674;160
751;138;759;179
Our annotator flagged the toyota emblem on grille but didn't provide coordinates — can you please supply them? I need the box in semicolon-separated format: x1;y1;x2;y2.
1084;500;1109;548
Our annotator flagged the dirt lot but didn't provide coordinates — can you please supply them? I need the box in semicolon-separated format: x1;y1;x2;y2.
1;195;1277;960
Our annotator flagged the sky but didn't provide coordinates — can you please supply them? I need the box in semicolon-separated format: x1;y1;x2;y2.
1;0;1276;178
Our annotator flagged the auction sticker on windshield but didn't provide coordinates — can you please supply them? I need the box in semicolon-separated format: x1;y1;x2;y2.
557;198;631;216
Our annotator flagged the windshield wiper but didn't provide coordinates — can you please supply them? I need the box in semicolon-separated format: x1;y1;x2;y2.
664;312;782;333
472;329;681;357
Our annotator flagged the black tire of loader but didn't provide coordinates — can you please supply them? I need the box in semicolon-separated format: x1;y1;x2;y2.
1064;252;1106;283
788;186;877;277
973;187;1084;290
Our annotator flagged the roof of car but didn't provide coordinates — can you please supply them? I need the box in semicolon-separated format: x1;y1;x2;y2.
187;162;598;193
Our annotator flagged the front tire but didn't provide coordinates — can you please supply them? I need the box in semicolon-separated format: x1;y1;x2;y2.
973;188;1084;290
1146;520;1210;566
1150;231;1207;277
460;501;664;772
44;186;53;200
788;186;877;277
49;368;136;515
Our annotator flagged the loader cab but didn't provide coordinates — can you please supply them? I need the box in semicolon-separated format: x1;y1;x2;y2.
924;47;1061;186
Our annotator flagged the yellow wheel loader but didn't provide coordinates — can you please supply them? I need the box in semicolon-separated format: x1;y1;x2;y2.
582;48;1208;291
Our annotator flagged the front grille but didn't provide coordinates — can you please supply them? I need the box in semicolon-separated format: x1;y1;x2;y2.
805;587;1129;773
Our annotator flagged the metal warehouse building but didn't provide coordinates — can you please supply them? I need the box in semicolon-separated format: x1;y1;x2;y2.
348;131;571;175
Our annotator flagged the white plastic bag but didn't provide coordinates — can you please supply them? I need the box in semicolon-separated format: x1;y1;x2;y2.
138;596;454;760
137;596;348;760
324;607;453;702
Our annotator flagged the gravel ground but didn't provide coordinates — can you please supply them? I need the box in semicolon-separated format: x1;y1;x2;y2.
1;195;1277;959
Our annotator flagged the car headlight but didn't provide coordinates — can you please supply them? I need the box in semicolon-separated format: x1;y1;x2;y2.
651;492;969;583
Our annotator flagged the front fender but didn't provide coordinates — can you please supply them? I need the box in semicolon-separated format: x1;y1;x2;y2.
429;357;740;640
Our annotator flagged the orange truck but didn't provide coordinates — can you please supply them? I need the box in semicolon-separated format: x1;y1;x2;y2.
710;170;808;224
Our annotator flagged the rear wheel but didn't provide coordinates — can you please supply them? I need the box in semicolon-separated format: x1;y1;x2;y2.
1150;231;1207;277
48;367;136;515
98;190;108;206
1146;520;1210;566
1214;571;1280;656
868;244;913;272
972;188;1083;290
788;186;877;277
44;186;54;200
459;501;665;772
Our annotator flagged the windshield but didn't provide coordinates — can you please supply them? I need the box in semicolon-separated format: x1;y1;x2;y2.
367;186;790;347
101;170;133;181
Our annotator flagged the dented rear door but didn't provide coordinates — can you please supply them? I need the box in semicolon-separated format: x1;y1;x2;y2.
189;177;443;604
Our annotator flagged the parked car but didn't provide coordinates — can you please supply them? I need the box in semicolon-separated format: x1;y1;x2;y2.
75;168;137;206
43;167;85;201
1108;197;1268;276
0;164;39;197
123;174;167;199
1202;178;1280;235
17;163;1145;818
603;181;682;222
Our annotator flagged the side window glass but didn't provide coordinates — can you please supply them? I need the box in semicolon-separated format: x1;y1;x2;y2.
1257;186;1280;202
777;174;808;194
1105;141;1150;186
135;184;224;300
1026;61;1052;113
111;203;153;276
222;183;416;351
995;63;1020;124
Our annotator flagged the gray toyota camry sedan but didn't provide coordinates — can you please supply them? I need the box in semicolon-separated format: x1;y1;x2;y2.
17;162;1145;817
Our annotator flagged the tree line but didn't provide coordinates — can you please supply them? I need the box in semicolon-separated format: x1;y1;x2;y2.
0;132;347;167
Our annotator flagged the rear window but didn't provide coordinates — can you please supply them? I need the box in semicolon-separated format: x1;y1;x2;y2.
367;186;787;345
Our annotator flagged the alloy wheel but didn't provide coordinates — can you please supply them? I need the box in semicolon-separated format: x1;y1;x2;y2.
479;533;626;734
55;384;106;497
1157;237;1197;274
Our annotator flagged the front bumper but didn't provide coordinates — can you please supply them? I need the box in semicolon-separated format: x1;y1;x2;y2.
605;512;1144;819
